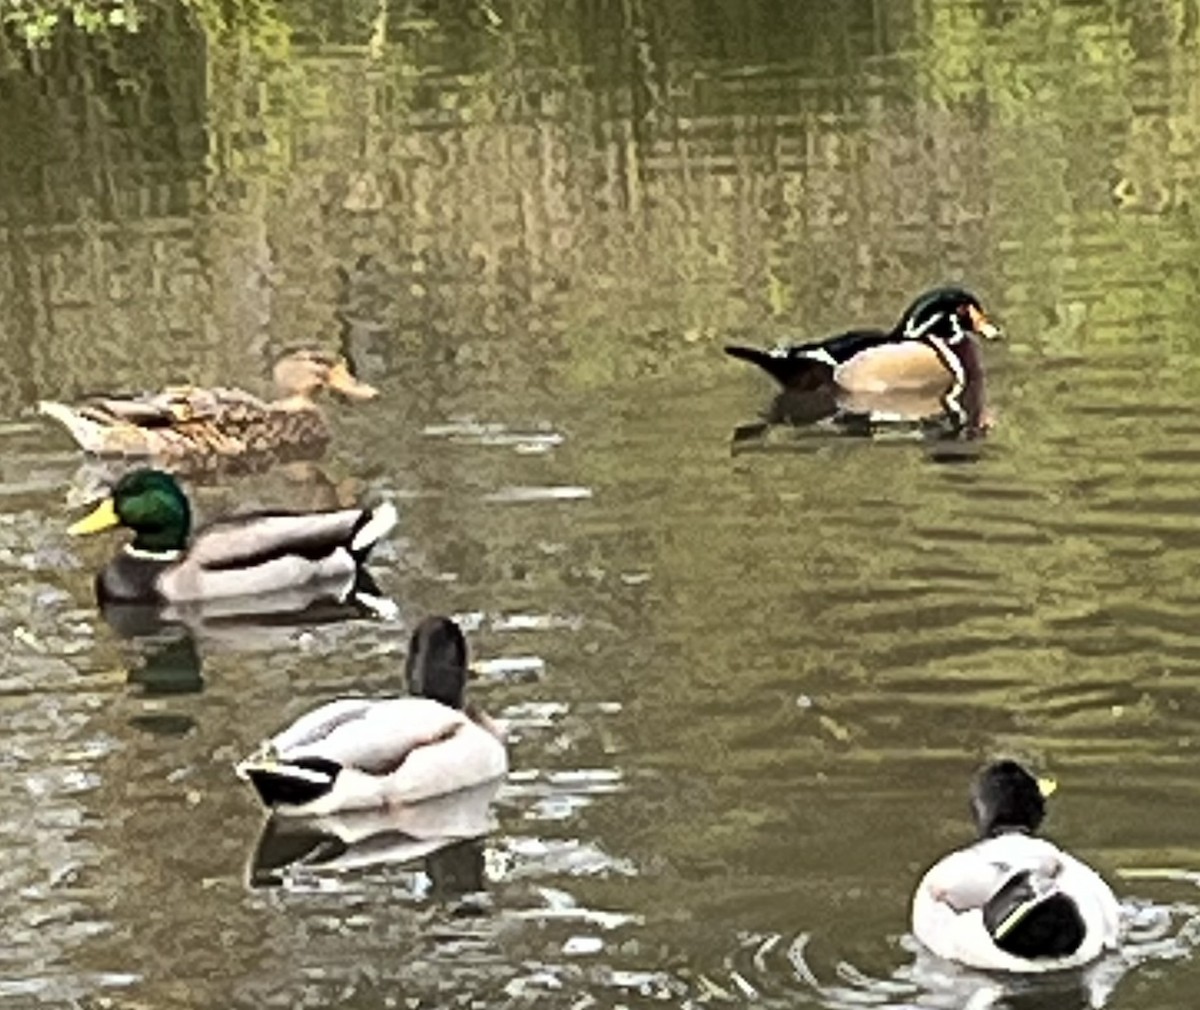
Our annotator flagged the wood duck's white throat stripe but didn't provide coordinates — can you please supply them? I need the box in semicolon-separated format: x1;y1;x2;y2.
903;312;944;341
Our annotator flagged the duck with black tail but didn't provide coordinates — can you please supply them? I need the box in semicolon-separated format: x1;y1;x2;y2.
235;616;508;817
67;468;397;619
911;760;1121;972
726;286;1001;435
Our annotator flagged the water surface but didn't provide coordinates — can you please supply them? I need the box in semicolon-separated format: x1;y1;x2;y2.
3;2;1200;1008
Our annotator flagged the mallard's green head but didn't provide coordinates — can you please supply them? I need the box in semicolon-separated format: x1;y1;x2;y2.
970;759;1056;839
68;468;192;553
405;616;468;710
899;286;1002;343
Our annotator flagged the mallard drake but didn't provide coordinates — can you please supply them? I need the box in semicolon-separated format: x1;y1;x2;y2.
39;347;377;464
725;287;1001;395
235;616;508;817
67;468;397;606
911;760;1121;972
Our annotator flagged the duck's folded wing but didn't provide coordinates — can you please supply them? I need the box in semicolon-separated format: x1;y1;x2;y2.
187;509;370;570
283;698;469;773
78;397;180;425
385;719;508;804
919;848;1007;911
267;697;378;754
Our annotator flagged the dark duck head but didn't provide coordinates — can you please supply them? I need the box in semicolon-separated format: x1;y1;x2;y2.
970;759;1052;839
405;615;470;710
895;286;1002;344
68;468;192;554
971;761;1086;962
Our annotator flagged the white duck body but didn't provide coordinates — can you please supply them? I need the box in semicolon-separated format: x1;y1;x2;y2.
237;615;509;818
239;697;508;817
912;831;1121;973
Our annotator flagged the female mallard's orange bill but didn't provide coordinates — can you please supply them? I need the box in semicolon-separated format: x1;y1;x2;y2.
327;362;378;400
68;498;120;536
967;304;1003;339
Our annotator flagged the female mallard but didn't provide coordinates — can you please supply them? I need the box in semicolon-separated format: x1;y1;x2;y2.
236;616;508;817
67;468;397;605
911;760;1121;972
725;287;1001;395
39;347;377;463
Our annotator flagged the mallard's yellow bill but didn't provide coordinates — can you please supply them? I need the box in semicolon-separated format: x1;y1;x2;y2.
1038;776;1057;798
68;498;120;536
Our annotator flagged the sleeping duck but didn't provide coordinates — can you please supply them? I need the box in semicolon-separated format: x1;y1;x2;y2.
67;468;397;606
39;347;377;465
911;760;1121;972
725;286;1001;396
236;616;508;817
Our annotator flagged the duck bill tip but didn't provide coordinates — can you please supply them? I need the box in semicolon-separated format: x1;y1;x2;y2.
327;362;379;400
968;305;1003;340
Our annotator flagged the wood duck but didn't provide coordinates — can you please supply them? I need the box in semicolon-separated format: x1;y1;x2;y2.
725;286;1001;394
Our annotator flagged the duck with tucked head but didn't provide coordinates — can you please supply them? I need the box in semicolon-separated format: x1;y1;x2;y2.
911;760;1121;972
39;347;378;465
67;468;397;607
236;616;508;817
725;287;1000;430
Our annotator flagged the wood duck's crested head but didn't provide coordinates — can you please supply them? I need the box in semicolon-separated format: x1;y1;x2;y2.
899;287;1002;346
970;759;1057;839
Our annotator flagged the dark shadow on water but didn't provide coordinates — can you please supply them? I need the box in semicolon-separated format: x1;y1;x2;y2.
731;385;991;457
125;632;204;697
103;577;397;709
246;782;501;895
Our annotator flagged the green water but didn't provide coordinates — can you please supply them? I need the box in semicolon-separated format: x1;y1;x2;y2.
2;2;1200;1007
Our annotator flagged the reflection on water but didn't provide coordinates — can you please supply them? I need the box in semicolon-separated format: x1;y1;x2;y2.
248;782;500;889
6;0;1200;1007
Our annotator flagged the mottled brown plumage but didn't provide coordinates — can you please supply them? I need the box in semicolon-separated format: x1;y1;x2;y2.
39;348;377;466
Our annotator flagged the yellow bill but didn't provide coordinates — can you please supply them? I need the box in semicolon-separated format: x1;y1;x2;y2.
1037;776;1057;798
68;498;120;536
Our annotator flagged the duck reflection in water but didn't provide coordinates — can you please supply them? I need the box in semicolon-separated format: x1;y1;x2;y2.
247;779;500;897
727;286;999;446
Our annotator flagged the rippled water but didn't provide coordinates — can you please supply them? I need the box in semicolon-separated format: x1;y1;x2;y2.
5;1;1200;1008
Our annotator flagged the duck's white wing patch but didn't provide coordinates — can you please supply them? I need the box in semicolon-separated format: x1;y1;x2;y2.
350;501;398;552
